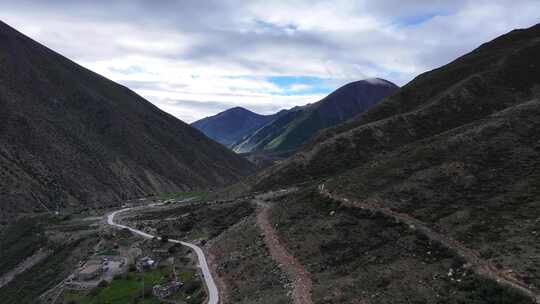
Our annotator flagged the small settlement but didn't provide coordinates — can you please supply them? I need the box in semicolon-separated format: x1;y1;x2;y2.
56;226;204;304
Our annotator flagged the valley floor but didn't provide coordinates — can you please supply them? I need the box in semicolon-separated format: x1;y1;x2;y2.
0;187;538;304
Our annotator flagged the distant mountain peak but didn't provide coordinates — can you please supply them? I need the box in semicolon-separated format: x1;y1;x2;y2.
362;78;398;87
231;78;398;154
226;106;252;113
192;107;281;147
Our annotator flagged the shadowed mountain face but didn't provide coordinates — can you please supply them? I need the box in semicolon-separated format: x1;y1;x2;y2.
191;107;283;147
231;78;398;154
256;23;540;189
0;21;253;217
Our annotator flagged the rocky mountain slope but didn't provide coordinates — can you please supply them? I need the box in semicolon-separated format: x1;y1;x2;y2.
232;79;398;154
191;107;285;147
0;20;253;218
248;22;540;303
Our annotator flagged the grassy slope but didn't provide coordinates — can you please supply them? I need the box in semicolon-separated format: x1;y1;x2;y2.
209;216;291;304
271;190;532;304
327;99;540;288
126;200;254;241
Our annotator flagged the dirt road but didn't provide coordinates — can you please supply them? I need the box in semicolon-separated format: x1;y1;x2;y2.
254;198;313;304
319;183;540;303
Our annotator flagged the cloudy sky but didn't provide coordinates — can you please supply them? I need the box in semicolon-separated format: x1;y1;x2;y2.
1;1;539;122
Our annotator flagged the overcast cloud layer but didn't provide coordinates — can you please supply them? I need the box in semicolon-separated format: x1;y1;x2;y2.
1;0;539;122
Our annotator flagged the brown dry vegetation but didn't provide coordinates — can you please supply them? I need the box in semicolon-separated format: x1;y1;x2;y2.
270;190;533;304
209;216;291;304
327;99;540;291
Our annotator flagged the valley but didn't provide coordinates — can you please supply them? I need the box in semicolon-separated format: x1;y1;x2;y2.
0;5;539;304
2;185;538;304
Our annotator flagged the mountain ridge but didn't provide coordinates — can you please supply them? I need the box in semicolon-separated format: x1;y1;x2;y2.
191;106;283;147
0;20;254;218
230;78;398;155
256;23;540;188
240;22;540;304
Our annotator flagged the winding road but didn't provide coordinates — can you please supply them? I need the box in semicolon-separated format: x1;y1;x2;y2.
107;206;219;304
319;183;540;304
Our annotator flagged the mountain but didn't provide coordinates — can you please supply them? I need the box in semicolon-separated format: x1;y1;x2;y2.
0;20;253;218
257;23;540;189
231;78;398;154
191;107;283;147
246;23;540;303
2;20;539;304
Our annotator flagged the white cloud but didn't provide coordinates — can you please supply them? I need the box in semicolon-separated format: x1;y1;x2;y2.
0;0;538;122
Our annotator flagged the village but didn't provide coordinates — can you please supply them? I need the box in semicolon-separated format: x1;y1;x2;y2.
36;210;207;304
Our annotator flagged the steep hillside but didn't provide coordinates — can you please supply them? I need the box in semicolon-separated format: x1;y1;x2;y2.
270;189;534;304
324;98;540;290
257;23;540;188
191;107;283;147
0;20;253;218
232;79;398;154
249;22;540;303
232;106;305;155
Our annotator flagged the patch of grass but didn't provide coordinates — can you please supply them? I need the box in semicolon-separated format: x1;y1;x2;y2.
63;265;205;304
63;269;167;304
178;270;194;282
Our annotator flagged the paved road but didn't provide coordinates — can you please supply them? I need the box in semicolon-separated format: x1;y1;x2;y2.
107;207;219;304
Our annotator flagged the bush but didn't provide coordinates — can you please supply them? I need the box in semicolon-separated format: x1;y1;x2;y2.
184;280;202;294
97;280;108;288
168;244;180;254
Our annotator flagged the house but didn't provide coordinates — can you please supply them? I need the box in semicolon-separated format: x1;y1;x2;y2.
76;260;103;281
152;280;183;299
136;256;157;272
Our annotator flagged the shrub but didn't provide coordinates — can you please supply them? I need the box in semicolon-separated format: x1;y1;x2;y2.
183;280;202;294
97;280;108;288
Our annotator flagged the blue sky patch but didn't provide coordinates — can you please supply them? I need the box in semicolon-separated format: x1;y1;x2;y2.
253;19;298;34
398;12;441;26
267;76;334;95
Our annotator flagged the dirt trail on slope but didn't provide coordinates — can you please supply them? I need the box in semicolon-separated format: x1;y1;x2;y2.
319;184;540;304
206;216;252;304
255;200;313;304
